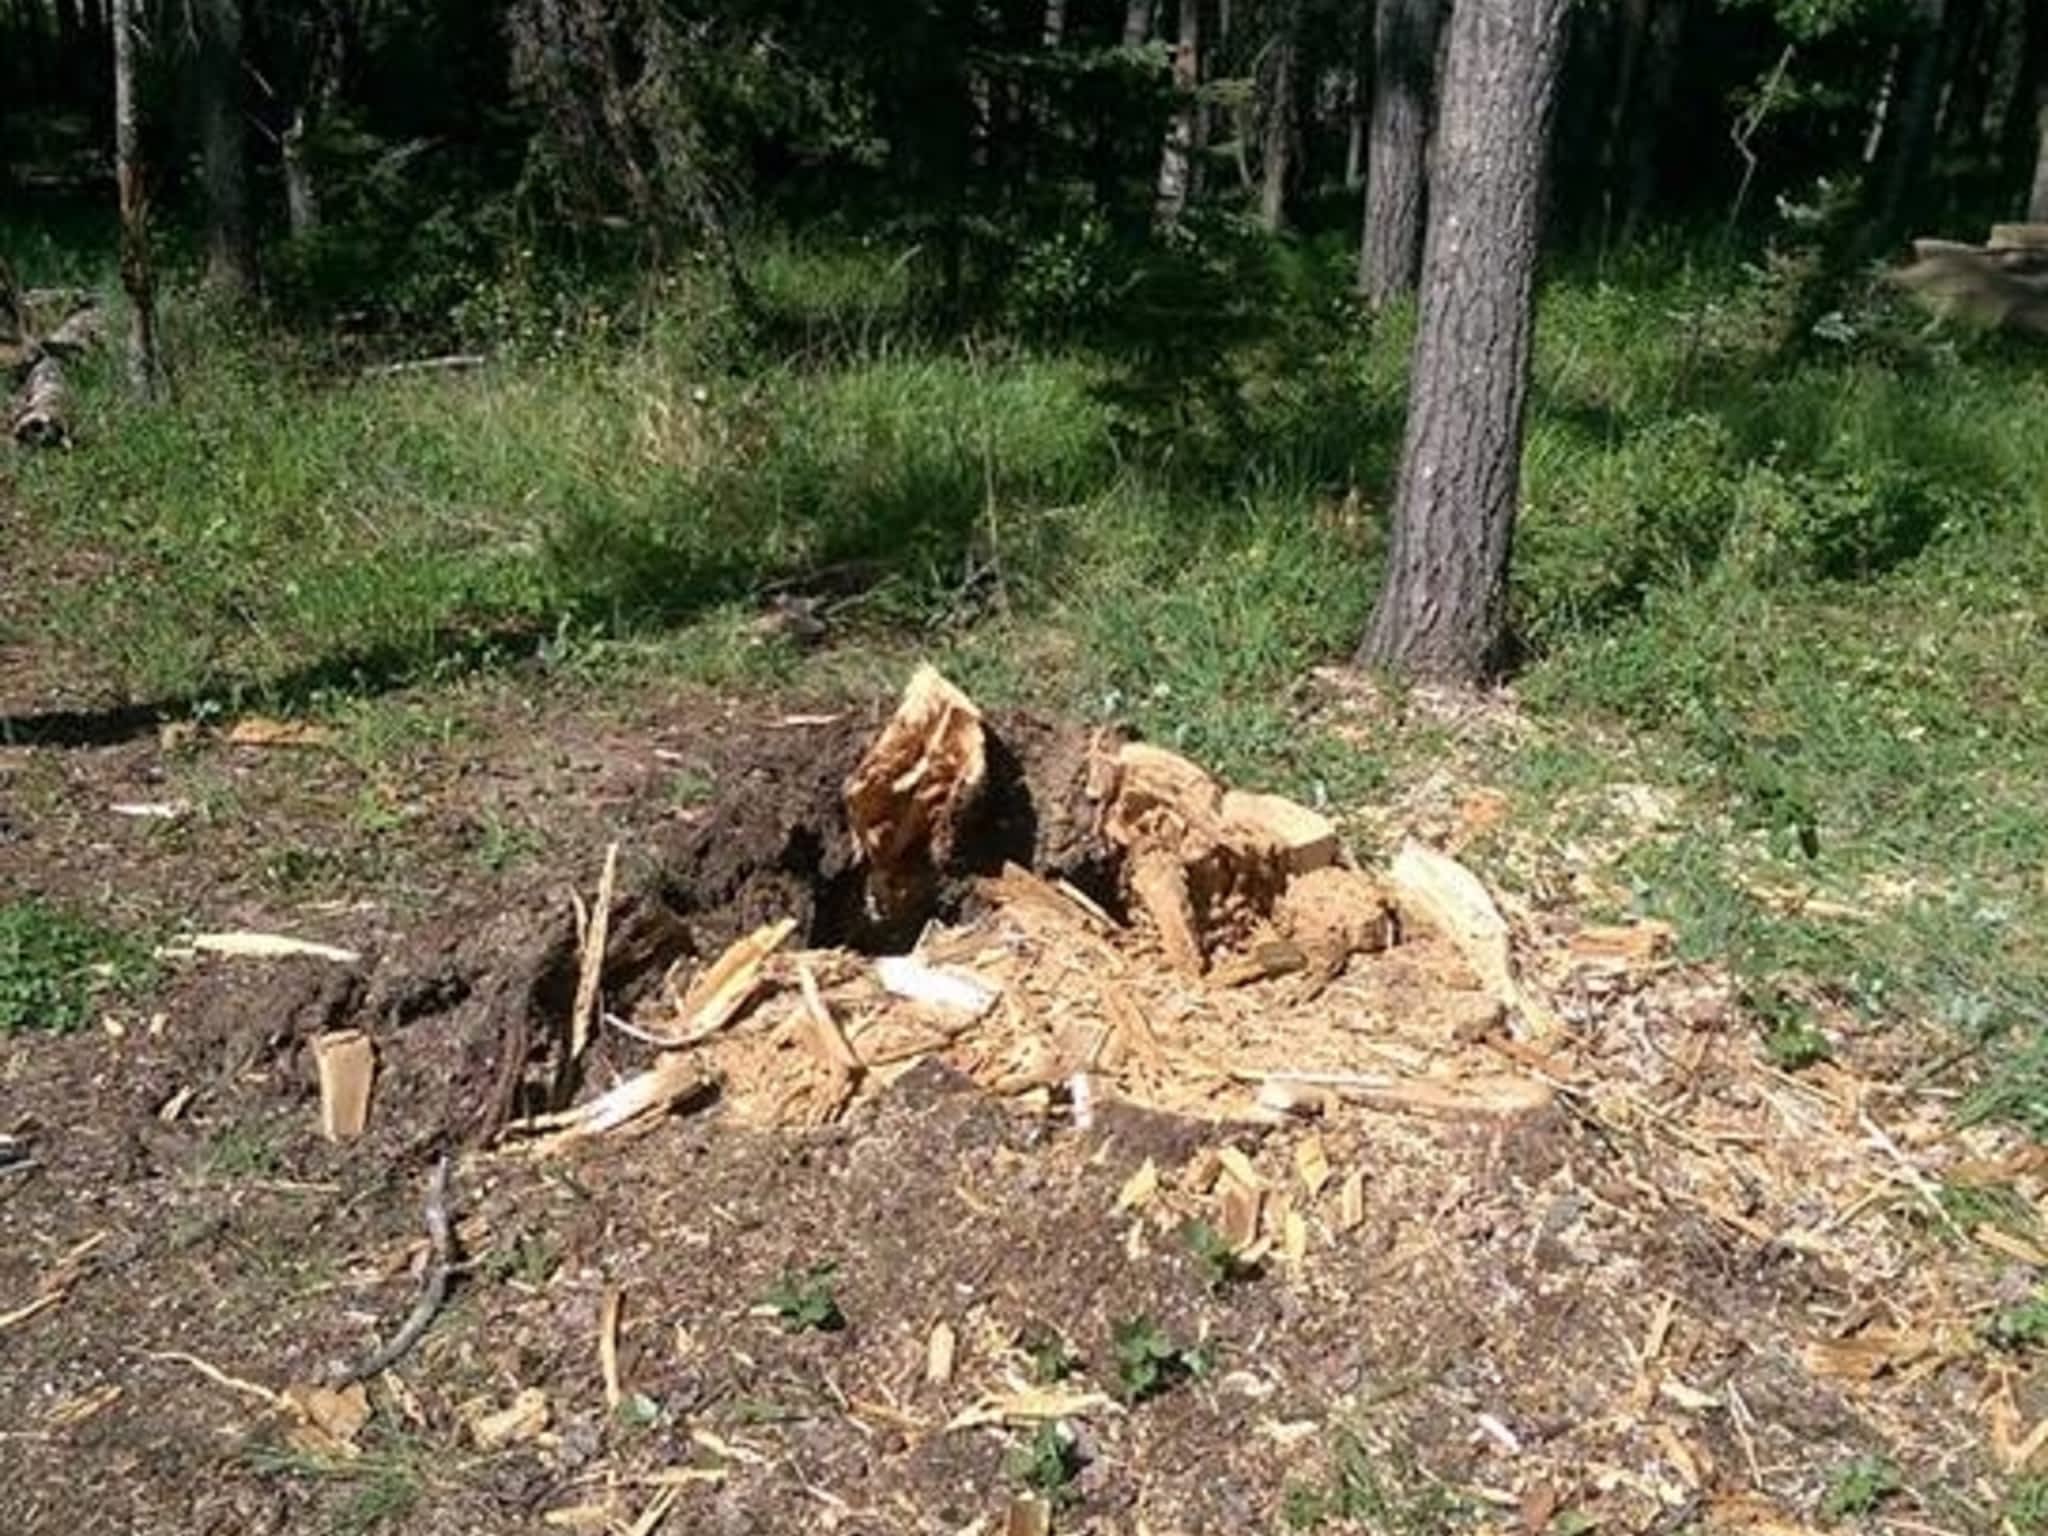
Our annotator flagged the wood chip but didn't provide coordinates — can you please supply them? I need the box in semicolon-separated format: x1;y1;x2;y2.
1568;920;1676;968
1282;1208;1308;1268
1976;1224;2048;1267
1388;841;1556;1034
1295;1136;1331;1198
1337;1170;1366;1233
1005;1496;1051;1536
875;955;999;1017
845;665;987;920
226;716;334;747
190;931;361;964
1116;1158;1160;1212
44;1383;122;1430
600;1286;624;1410
1216;1146;1264;1189
0;1290;64;1332
282;1381;371;1457
926;1320;957;1385
1219;1179;1264;1251
624;1485;679;1536
1128;846;1205;975
466;1387;550;1449
506;1052;714;1151
312;1030;374;1142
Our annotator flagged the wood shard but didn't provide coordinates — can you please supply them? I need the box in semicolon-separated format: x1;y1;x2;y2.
600;1286;624;1409
1005;1495;1052;1536
569;843;620;1063
1116;1158;1161;1212
312;1030;375;1143
674;919;796;1042
1295;1136;1332;1198
926;1320;957;1385
1337;1170;1366;1233
1568;919;1676;968
1216;1147;1264;1189
191;931;361;964
845;665;987;918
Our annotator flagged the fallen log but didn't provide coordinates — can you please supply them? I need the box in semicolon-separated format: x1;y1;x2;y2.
11;355;72;446
1893;224;2048;336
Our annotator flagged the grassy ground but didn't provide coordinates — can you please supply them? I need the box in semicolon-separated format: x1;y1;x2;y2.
4;216;2045;1137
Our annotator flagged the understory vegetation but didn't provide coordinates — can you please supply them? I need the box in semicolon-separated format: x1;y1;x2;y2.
4;201;2046;1126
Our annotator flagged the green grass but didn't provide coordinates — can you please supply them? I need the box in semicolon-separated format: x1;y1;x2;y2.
0;900;146;1034
6;215;2046;1132
1820;1455;1902;1521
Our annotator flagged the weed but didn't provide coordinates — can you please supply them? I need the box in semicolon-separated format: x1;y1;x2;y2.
483;1232;559;1287
1004;1421;1081;1503
245;1438;423;1535
0;900;145;1034
1987;1294;2048;1353
205;1122;284;1178
474;811;543;874
2010;1476;2048;1536
1934;1180;2039;1240
1748;984;1830;1070
1182;1220;1255;1292
1111;1316;1210;1404
1023;1329;1078;1385
761;1263;845;1333
1820;1455;1901;1521
1281;1432;1463;1533
613;1392;664;1430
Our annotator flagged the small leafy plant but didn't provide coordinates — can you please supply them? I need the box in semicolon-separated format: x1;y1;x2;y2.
1988;1293;2048;1352
761;1263;846;1333
1112;1315;1210;1403
1183;1220;1255;1292
1820;1455;1901;1521
0;900;143;1034
1004;1421;1082;1504
1023;1328;1078;1384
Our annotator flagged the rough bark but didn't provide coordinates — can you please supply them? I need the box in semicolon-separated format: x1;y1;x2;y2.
1357;0;1442;305
1358;0;1571;682
1259;12;1299;230
112;0;156;397
195;0;254;294
1155;0;1200;226
2002;0;2046;189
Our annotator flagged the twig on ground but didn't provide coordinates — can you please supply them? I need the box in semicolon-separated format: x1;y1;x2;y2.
333;1155;454;1385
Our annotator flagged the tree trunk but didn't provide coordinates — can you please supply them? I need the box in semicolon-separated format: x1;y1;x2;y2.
112;0;156;397
1124;0;1154;46
1345;75;1367;187
2032;104;2048;217
1872;0;1948;239
1358;0;1571;682
1043;0;1067;47
283;0;344;238
1259;11;1299;230
1155;0;1200;226
195;0;255;294
1620;0;1682;242
1599;0;1647;240
2010;0;2048;206
1357;0;1442;305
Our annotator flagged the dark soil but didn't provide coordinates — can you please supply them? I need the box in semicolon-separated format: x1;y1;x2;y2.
0;669;2023;1536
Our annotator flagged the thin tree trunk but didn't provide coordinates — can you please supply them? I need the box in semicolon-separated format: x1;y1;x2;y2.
1620;0;1682;242
1357;0;1442;304
1259;11;1299;230
1358;0;1571;682
1155;0;1200;225
1043;0;1066;47
112;0;156;396
2032;103;2048;216
1943;0;1991;149
1124;0;1154;46
1345;76;1367;186
1872;0;1948;237
283;0;343;238
2009;0;2048;202
1599;0;1647;241
195;0;254;294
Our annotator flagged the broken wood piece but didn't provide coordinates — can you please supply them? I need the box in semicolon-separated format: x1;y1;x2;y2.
946;1386;1114;1430
312;1030;374;1142
1251;1068;1552;1120
190;931;361;964
844;665;987;919
1128;846;1204;974
600;1286;624;1410
671;919;796;1043
1218;1178;1264;1251
1388;842;1557;1036
1116;1158;1160;1211
508;1053;715;1149
1220;790;1340;874
1568;919;1676;968
466;1386;550;1449
797;960;861;1072
282;1381;371;1458
1295;1136;1331;1197
1005;1496;1052;1536
0;1289;67;1332
875;955;999;1017
1254;1078;1327;1120
569;843;620;1064
224;716;336;748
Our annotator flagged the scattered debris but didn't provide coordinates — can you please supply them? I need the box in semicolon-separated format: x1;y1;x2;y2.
876;955;1001;1017
927;1320;958;1385
465;1386;551;1449
845;664;987;920
569;842;620;1064
947;1386;1116;1430
224;716;336;748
